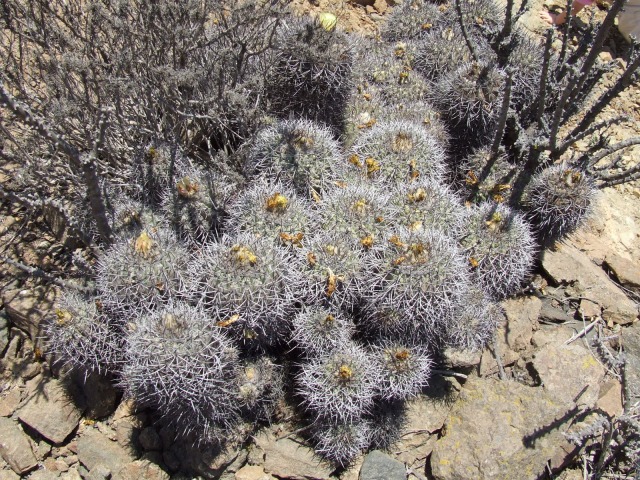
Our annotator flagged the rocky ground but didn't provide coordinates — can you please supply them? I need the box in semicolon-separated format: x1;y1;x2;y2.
1;1;639;479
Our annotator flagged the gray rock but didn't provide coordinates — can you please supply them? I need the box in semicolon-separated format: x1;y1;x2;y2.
2;286;59;342
539;298;575;323
393;376;459;469
621;323;640;405
77;428;136;474
254;429;333;480
111;400;145;455
234;465;275;480
17;377;85;445
541;244;638;325
604;253;640;290
430;377;571;480
25;468;60;480
359;451;405;480
86;464;111;480
532;342;605;408
502;296;541;352
59;468;82;480
113;460;169;480
0;387;23;417
0;469;20;480
0;417;38;475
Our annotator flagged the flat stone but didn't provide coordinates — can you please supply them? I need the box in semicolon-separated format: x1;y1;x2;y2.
0;417;38;475
541;244;638;325
621;324;640;404
59;468;82;480
0;469;20;480
539;298;575;323
255;429;333;480
17;378;84;445
86;464;111;480
502;296;541;352
441;348;482;370
430;377;569;480
113;460;169;480
532;342;605;408
0;388;23;417
393;376;459;469
604;253;640;290
26;468;60;480
235;465;276;480
579;299;601;318
596;380;623;417
2;286;59;342
359;451;405;480
479;323;520;377
77;428;136;474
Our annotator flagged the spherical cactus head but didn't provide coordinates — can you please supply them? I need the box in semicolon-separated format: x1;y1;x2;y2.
524;164;595;241
460;202;536;299
225;178;313;245
130;141;189;206
345;121;448;186
161;163;231;245
235;356;284;422
371;340;433;401
311;419;371;467
186;232;301;349
291;305;355;358
297;343;378;423
296;230;368;311
414;26;492;82
382;0;443;42
441;0;503;34
246;119;343;198
366;400;408;451
360;227;471;343
446;287;503;351
44;290;123;375
376;100;450;149
458;146;518;204
390;178;466;239
96;227;190;313
429;61;505;155
317;179;394;254
267;16;354;132
121;303;240;439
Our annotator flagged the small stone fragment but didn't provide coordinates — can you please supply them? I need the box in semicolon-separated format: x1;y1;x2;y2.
359;450;405;480
77;428;136;474
113;460;169;480
16;378;85;445
0;417;38;475
532;343;605;408
541;244;638;325
254;429;333;480
235;465;275;480
2;286;59;342
604;253;640;291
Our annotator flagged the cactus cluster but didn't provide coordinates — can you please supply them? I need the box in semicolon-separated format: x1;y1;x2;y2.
41;0;634;468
